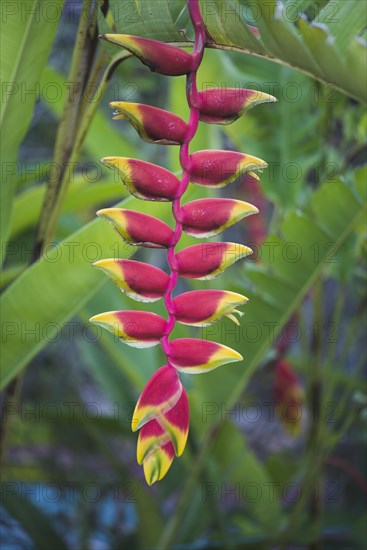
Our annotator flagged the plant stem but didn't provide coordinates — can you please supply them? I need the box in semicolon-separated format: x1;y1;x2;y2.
161;0;206;367
33;0;98;260
307;277;324;550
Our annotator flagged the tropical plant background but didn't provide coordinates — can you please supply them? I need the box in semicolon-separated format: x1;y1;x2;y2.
1;0;366;548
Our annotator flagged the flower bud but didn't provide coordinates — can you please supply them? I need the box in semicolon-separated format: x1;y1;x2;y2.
101;34;193;76
194;88;277;124
132;365;182;430
137;387;189;463
189;150;267;187
101;157;180;201
181;198;258;238
110;102;188;145
97;208;173;248
175;242;252;279
93;259;169;302
174;290;248;326
143;436;175;485
167;338;243;373
89;310;166;348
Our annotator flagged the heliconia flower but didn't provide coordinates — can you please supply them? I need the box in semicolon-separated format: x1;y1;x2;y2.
101;157;180;201
93;259;169;302
131;365;182;431
89;310;167;348
175;242;253;279
192;88;277;124
274;359;305;436
189;150;267;187
110;102;188;145
100;34;193;76
167;338;243;373
137;387;189;461
97;208;174;248
173;289;248;326
181;198;258;238
94;0;276;485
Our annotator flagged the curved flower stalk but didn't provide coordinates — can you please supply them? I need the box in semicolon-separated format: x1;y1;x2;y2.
91;0;276;485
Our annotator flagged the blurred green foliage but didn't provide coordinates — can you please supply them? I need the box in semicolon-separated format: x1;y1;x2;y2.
1;1;366;549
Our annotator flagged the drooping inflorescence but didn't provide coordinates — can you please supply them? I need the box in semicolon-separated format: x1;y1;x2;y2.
90;0;276;485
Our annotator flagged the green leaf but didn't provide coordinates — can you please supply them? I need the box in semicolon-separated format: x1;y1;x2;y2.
211;421;283;533
317;0;366;53
0;0;63;265
107;0;367;103
9;179;125;239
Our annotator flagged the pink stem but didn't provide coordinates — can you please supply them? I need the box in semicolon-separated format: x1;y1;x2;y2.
161;0;206;362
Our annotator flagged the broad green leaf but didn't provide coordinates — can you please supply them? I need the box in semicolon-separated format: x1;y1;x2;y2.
0;0;63;266
9;179;124;239
317;0;366;53
253;0;321;77
104;0;367;103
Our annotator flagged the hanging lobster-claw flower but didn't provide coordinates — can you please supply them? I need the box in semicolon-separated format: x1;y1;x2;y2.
100;34;193;76
89;310;167;348
101;157;180;201
175;242;253;279
93;259;169;302
189;150;267;187
173;290;248;326
94;0;277;485
181;198;258;238
97;208;174;248
167;338;243;373
110;102;188;145
192;88;277;124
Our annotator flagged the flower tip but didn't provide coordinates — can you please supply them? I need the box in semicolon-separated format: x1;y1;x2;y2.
92;259;111;270
100;156;117;167
96;207;115;219
131;415;139;432
236;244;253;258
144;462;159;486
234;350;243;362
